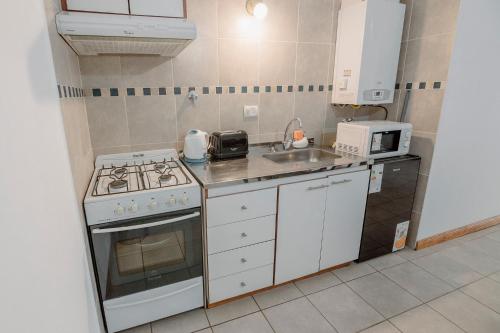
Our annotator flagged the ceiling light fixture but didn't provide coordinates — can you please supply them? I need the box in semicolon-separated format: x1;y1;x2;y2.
246;0;268;20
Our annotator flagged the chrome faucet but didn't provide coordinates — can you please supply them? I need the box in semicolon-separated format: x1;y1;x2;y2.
283;117;303;150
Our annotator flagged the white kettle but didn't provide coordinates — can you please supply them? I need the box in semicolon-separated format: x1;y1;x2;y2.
183;129;209;162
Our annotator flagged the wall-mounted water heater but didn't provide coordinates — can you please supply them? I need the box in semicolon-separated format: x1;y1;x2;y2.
332;0;405;105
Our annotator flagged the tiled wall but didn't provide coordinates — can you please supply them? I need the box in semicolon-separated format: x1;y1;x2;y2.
391;0;460;246
81;0;392;156
44;0;94;200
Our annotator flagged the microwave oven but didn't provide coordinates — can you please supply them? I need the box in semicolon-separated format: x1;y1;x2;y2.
336;121;412;159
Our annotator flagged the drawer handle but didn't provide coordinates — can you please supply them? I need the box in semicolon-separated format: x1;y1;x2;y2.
307;184;329;191
240;258;247;263
331;179;352;185
241;232;248;238
240;282;247;287
241;205;248;210
393;168;401;172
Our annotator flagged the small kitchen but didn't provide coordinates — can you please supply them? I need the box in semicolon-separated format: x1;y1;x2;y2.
3;1;500;333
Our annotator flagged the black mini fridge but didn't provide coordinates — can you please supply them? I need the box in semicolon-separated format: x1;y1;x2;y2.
358;155;421;262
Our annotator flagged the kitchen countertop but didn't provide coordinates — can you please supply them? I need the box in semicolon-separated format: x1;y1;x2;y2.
182;143;370;188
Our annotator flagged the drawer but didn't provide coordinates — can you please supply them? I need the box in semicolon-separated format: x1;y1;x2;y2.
209;264;273;304
208;241;274;280
207;188;277;227
207;215;276;255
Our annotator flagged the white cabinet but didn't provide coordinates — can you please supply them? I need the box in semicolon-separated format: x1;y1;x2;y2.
320;170;370;269
274;178;329;284
65;0;130;14
129;0;185;18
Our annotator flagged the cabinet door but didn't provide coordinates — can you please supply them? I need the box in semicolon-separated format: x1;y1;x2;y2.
65;0;130;14
320;170;369;270
129;0;185;18
275;178;328;284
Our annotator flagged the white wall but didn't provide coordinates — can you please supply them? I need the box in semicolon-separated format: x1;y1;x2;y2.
417;0;500;240
0;1;100;332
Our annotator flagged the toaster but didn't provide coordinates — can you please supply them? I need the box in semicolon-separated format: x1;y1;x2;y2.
209;130;249;159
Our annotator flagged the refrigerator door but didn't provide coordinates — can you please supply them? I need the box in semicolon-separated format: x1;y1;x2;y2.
358;156;420;262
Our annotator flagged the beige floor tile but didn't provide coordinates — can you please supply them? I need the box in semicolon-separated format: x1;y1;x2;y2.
206;297;259;326
390;304;463;333
429;291;500;333
347;273;421;318
333;262;376;282
359;321;400;333
308;284;384;333
263;297;336;333
294;272;342;295
366;253;407;271
461;278;500;313
212;312;273;333
119;323;151;333
253;282;303;309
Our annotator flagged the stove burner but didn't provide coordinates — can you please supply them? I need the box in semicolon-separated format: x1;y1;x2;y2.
159;174;172;182
154;163;166;171
109;179;128;189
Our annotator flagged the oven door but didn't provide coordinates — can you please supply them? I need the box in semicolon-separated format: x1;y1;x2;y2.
90;208;202;302
369;130;402;155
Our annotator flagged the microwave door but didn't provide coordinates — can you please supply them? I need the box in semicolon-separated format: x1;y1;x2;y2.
370;130;401;154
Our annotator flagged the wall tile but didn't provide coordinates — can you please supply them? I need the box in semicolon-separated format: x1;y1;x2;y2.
413;174;428;214
173;38;218;87
405;90;444;133
331;0;341;44
187;0;218;39
409;131;435;176
401;0;413;42
258;92;294;134
219;38;259;86
80;56;121;88
85;96;130;148
409;0;460;40
120;56;172;88
298;0;334;43
125;96;177;145
296;43;330;85
324;103;353;132
176;94;220;141
327;43;336;85
217;0;263;39
262;0;299;41
403;34;454;84
294;91;328;141
259;41;296;85
220;94;259;135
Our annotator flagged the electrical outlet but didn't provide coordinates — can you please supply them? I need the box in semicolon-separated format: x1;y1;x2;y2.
243;105;259;118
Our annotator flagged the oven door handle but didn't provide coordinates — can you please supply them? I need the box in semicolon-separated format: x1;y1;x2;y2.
92;211;200;234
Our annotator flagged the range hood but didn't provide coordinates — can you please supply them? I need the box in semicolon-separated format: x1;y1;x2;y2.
55;11;196;56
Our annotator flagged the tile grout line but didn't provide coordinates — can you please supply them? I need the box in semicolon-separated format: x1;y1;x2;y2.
303;292;341;333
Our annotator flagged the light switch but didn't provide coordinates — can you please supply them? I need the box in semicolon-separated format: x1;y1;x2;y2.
244;105;259;118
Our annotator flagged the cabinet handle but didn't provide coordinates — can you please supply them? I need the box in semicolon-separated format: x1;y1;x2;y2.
241;205;248;210
331;179;352;185
241;232;248;238
393;168;401;172
240;282;247;287
240;258;247;263
307;184;329;191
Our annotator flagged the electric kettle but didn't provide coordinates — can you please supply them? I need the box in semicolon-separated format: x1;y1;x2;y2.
183;129;209;162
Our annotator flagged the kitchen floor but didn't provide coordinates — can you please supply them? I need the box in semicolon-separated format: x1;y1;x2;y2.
123;225;500;333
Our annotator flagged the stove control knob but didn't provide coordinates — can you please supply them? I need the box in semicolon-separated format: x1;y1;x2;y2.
148;200;158;210
181;195;189;205
168;196;176;206
128;202;139;213
114;205;125;216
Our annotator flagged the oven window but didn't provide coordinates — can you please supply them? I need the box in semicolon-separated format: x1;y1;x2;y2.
370;131;401;154
90;208;202;301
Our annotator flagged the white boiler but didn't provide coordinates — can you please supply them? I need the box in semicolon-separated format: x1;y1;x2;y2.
332;0;405;105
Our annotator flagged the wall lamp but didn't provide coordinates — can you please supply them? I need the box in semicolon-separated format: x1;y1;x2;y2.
246;0;268;20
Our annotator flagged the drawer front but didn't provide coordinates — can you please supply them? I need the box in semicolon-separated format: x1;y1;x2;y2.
207;215;276;255
209;264;273;304
208;241;274;280
207;188;277;227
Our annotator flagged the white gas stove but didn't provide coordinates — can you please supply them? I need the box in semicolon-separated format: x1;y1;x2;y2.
84;149;203;333
84;149;201;226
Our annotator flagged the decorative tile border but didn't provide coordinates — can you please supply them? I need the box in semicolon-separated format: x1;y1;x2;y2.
57;84;84;99
60;81;446;99
395;81;447;91
78;84;335;98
